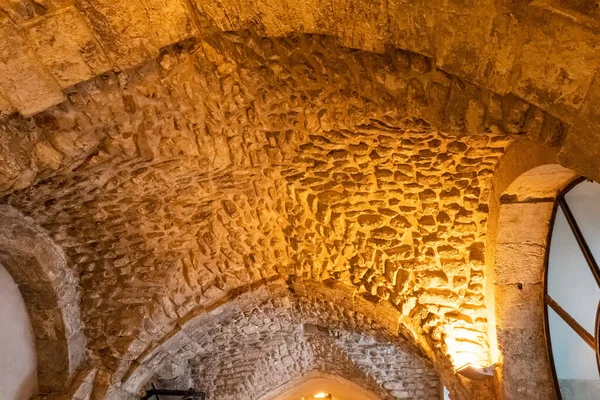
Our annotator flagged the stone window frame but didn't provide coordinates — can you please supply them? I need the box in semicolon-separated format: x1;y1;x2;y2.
543;177;600;399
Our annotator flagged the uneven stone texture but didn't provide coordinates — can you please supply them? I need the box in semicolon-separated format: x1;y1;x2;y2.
141;288;440;400
73;0;198;68
0;205;85;394
25;6;111;88
1;1;600;399
0;22;64;115
0;27;570;399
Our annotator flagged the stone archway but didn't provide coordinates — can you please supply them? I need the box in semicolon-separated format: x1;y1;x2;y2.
100;279;443;400
1;1;600;184
260;371;384;400
0;205;86;394
488;138;580;399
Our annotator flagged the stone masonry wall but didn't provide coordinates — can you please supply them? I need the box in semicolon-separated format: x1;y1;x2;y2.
0;29;567;397
147;293;439;400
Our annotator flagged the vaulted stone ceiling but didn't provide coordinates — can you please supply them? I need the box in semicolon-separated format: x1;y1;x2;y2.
0;29;559;398
0;1;599;399
147;291;440;400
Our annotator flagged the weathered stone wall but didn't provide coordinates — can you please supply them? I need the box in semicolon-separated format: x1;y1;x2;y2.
144;290;440;400
2;0;600;185
0;205;85;395
0;28;567;399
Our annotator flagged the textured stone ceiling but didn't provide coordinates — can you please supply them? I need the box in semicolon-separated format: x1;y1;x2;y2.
0;27;565;398
1;1;600;399
147;293;440;400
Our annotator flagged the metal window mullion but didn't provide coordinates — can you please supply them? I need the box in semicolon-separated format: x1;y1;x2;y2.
557;196;600;287
546;294;597;350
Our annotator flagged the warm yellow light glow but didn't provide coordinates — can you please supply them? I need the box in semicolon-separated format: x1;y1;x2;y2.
313;393;328;399
444;326;490;370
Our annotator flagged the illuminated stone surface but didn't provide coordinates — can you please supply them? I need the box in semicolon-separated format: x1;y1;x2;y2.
0;1;599;399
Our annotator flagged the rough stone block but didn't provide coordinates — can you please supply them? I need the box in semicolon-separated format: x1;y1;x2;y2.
559;73;600;183
74;0;197;69
496;202;553;246
387;0;436;57
495;282;545;330
26;7;112;88
0;90;14;118
333;0;387;52
512;2;600;122
434;1;518;94
68;330;88;374
190;0;249;31
0;22;64;115
495;243;546;285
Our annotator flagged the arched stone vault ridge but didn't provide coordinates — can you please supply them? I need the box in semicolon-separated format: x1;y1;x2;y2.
486;137;580;399
151;308;401;400
1;1;600;183
109;279;440;397
0;205;86;394
259;371;383;400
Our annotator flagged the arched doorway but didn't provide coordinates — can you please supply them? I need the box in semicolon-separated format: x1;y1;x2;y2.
263;372;382;400
0;205;86;395
0;263;37;400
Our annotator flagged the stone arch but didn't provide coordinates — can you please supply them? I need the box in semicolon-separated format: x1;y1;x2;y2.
258;370;384;400
488;138;580;399
101;278;444;399
0;205;86;394
1;1;600;186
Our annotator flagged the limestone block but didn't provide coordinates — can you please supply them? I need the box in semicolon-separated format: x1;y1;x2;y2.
332;0;387;52
74;0;197;68
190;0;250;31
495;243;546;285
387;0;436;57
496;202;553;246
0;22;64;115
513;1;600;122
434;1;518;95
25;7;111;88
494;282;544;330
70;368;98;400
559;73;600;183
254;0;299;36
144;0;199;47
497;326;556;399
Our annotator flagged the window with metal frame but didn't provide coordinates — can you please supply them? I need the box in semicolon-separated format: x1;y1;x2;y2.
545;177;600;399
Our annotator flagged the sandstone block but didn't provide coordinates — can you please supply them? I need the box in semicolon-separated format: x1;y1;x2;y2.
26;7;111;88
434;1;517;94
496;202;553;246
0;22;64;115
75;0;197;68
495;243;546;285
494;282;544;330
387;0;435;56
513;2;600;122
0;90;14;118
